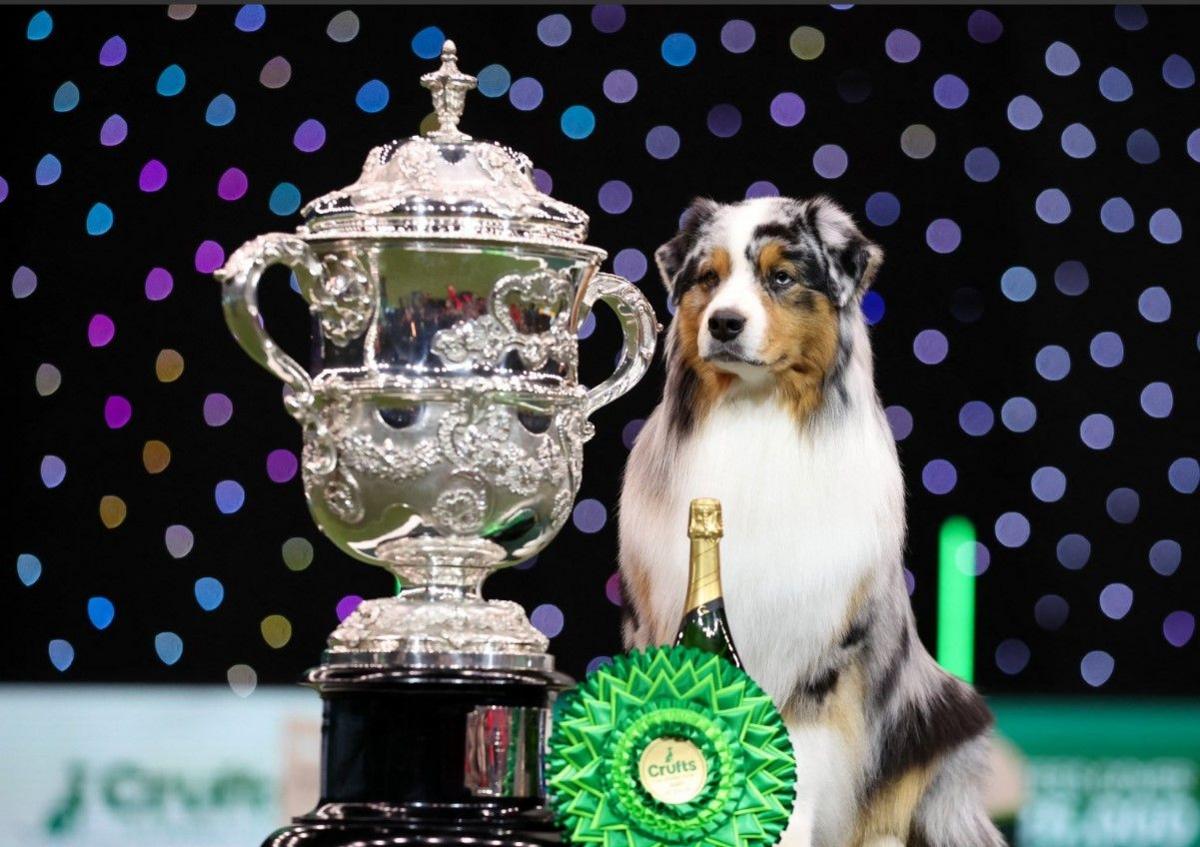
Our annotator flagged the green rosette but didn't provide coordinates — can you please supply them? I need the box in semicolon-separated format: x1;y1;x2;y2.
547;645;796;847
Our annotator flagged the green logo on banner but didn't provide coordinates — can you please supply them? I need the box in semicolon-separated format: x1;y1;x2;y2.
42;760;271;835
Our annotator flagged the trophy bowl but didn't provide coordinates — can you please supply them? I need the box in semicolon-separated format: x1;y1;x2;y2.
216;42;658;667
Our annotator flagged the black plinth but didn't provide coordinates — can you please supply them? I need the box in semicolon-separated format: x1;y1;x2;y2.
262;661;573;847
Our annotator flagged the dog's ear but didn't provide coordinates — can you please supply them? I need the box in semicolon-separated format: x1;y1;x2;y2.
805;196;884;307
655;197;718;303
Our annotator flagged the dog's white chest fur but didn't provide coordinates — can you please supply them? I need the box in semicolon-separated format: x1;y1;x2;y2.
626;386;902;706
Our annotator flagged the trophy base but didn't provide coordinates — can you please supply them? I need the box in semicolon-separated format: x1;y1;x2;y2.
262;810;563;847
327;595;551;666
264;660;572;847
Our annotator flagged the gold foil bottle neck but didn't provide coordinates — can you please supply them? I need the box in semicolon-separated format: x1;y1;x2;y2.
684;498;724;612
688;498;723;539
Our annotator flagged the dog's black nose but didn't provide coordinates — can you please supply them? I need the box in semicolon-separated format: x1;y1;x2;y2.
708;310;745;342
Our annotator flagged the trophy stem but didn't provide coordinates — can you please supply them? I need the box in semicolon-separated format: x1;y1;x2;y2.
326;538;552;665
382;539;501;600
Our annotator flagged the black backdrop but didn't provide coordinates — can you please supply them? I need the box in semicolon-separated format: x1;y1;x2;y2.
4;4;1197;695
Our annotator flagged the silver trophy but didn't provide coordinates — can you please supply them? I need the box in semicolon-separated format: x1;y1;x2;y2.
216;41;658;672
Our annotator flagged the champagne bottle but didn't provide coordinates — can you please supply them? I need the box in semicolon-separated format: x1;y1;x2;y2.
673;498;742;668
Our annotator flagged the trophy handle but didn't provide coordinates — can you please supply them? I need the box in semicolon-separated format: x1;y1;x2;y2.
215;233;323;421
581;272;661;417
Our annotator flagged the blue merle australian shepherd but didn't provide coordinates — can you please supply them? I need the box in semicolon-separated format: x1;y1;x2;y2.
619;196;1003;847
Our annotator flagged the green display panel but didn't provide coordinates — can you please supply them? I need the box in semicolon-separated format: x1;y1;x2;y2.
992;698;1200;847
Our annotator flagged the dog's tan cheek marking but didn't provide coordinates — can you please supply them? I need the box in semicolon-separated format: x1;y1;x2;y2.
763;290;839;423
676;284;734;424
854;764;934;844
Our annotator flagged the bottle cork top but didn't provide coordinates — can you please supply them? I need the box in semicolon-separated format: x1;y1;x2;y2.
688;498;723;539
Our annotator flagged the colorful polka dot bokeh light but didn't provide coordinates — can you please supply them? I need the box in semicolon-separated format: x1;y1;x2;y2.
9;5;1196;693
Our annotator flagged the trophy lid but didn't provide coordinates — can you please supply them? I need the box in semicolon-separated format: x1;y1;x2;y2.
300;40;594;252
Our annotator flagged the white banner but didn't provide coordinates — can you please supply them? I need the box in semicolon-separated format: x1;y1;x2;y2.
0;685;320;847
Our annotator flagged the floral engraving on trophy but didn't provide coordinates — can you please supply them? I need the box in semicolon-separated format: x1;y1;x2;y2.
432;269;576;372
546;408;591;533
329;591;550;655
311;252;376;346
473;145;539;214
432;483;489;535
555;408;590;507
476;143;533;184
551;489;574;535
320;468;365;525
337;430;441;481
369;136;440;190
298;385;592;537
438;401;561;497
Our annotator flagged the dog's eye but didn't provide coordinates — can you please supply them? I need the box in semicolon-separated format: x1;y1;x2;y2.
699;270;719;288
771;269;795;288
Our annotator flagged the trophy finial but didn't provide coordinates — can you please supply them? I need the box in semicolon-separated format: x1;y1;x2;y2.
420;38;477;142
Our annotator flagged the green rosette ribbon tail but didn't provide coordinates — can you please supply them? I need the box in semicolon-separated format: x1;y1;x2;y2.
547;645;797;847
